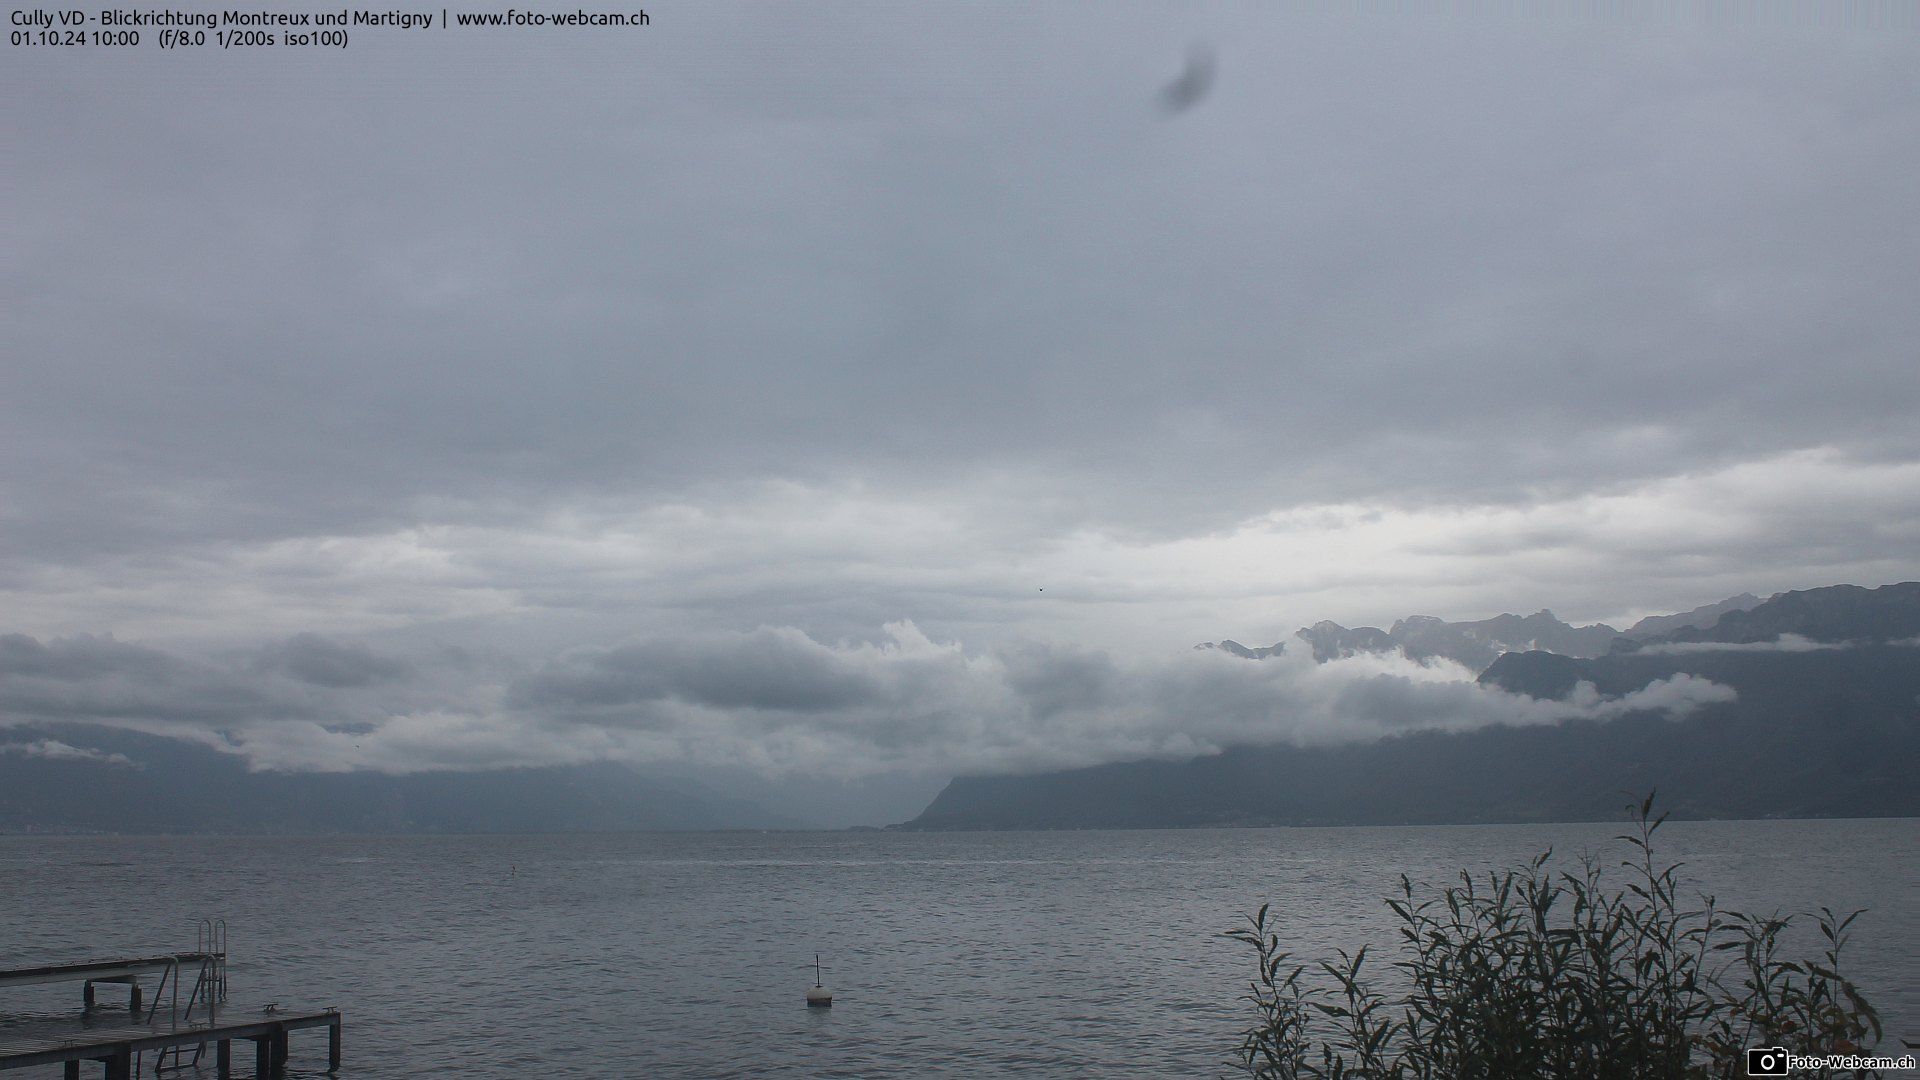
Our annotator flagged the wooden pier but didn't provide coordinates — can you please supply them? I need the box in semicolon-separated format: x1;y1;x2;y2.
0;1007;341;1078
2;924;342;1078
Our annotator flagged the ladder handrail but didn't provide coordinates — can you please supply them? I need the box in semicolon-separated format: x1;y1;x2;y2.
140;957;179;1025
194;917;228;1003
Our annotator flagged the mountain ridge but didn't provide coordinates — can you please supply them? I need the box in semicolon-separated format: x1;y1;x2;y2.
907;582;1920;829
1625;593;1766;639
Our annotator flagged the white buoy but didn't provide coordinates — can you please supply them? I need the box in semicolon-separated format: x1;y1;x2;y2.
806;954;832;1008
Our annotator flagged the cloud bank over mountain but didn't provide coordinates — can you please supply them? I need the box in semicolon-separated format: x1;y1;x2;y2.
1;621;1733;780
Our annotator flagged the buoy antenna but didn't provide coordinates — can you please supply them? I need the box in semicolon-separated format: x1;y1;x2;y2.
805;953;833;1007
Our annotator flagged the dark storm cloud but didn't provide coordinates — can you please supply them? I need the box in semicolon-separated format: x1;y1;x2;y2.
249;633;412;688
0;633;290;727
0;632;469;757
512;628;881;715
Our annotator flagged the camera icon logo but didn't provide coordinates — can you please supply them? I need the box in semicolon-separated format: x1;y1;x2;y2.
1746;1046;1791;1076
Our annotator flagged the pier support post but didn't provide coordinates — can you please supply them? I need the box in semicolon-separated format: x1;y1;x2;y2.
105;1047;132;1080
272;1027;288;1074
63;1061;78;1080
217;1038;232;1078
83;981;95;1007
253;1037;270;1079
129;983;142;1016
328;1018;342;1071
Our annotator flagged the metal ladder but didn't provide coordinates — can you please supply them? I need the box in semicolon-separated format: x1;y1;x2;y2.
197;918;229;1005
151;919;228;1074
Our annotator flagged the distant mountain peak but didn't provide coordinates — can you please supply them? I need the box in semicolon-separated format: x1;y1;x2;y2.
1619;582;1920;650
1195;639;1285;660
1624;592;1767;639
1207;582;1917;674
1291;610;1621;672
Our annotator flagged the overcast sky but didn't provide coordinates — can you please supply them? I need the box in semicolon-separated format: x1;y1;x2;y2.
6;2;1917;821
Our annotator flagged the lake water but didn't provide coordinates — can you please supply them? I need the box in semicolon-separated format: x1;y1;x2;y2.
1;819;1914;1077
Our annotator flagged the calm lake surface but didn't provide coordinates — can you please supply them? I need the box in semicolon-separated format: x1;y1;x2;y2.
1;819;1914;1077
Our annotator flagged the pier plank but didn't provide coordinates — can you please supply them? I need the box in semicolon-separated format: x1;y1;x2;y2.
0;1008;340;1072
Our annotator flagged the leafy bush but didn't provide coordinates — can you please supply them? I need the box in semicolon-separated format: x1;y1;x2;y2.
1225;795;1883;1079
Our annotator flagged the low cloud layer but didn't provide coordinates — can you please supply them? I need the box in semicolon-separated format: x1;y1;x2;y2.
1633;633;1854;655
0;739;139;768
0;623;1732;779
4;447;1911;664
